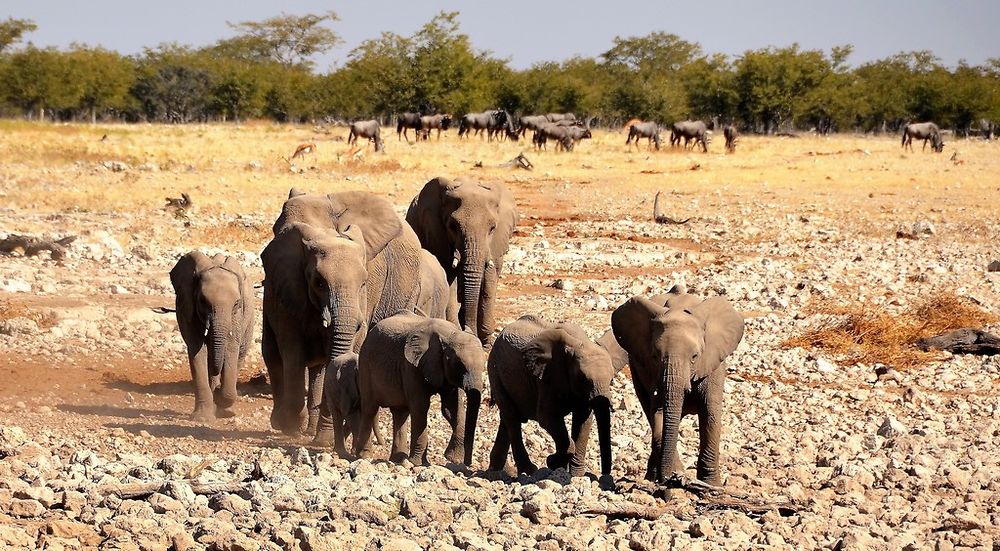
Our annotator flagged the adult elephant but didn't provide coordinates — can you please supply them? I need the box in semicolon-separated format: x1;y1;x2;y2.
487;316;614;479
406;177;518;344
397;112;423;141
670;120;710;152
261;189;435;440
611;286;744;490
170;252;255;421
902;122;944;152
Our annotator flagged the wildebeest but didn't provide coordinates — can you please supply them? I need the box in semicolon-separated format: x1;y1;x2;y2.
459;110;515;142
348;120;385;152
626;122;662;151
902;122;944;152
419;114;452;140
487;110;518;142
545;113;576;123
670;120;710;152
723;125;738;153
517;115;550;138
397;113;423;141
534;123;591;152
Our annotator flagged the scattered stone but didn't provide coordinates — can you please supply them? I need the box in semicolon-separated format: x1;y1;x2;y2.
877;416;906;438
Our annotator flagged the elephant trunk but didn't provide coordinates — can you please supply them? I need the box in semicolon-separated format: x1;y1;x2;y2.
659;360;690;484
591;396;613;477
207;310;237;409
458;247;485;340
462;388;481;466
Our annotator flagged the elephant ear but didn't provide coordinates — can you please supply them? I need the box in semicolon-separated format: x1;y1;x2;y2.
170;251;215;324
261;226;309;315
523;327;575;381
339;224;368;264
491;182;518;263
611;296;668;364
404;324;444;388
220;255;251;315
690;297;745;375
596;328;629;375
327;191;402;262
405;177;458;271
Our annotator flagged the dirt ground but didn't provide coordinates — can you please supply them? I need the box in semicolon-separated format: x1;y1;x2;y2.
1;122;999;549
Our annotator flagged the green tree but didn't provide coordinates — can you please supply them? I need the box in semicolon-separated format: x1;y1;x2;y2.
2;46;83;119
733;44;831;133
66;45;135;122
601;32;701;123
217;11;340;70
0;17;36;53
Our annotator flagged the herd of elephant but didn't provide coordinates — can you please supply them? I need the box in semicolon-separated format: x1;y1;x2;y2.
169;177;746;490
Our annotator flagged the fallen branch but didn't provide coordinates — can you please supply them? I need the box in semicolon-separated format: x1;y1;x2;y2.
578;503;670;521
97;480;245;499
0;234;77;260
916;328;1000;356
597;477;802;519
498;153;533;170
653;191;691;224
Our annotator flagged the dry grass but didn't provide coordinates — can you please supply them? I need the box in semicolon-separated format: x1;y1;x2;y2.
783;292;1000;368
0;299;59;329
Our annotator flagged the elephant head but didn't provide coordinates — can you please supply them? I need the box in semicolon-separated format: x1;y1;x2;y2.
611;291;744;483
170;251;250;415
523;326;615;476
263;189;403;435
406;177;517;344
403;317;485;465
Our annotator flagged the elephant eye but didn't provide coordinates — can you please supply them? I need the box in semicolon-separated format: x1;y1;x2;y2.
489;223;497;234
691;353;699;364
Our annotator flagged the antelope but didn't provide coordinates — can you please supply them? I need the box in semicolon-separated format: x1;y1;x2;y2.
291;142;317;160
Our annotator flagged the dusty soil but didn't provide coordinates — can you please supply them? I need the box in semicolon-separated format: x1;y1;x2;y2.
1;122;999;549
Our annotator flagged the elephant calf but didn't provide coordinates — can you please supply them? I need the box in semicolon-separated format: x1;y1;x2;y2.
488;316;614;478
170;251;254;421
354;311;485;466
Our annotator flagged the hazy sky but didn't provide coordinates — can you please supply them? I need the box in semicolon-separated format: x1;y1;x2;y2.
6;1;998;70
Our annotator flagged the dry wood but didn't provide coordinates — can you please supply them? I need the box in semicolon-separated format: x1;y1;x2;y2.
0;234;77;260
653;191;691;224
497;153;533;170
97;480;245;499
916;328;1000;356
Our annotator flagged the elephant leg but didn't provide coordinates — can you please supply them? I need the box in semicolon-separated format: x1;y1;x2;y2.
505;418;537;475
569;409;594;477
188;344;215;421
408;397;432;465
353;405;378;459
213;361;238;418
695;377;724;486
488;421;511;473
537;402;573;471
262;318;283;430
332;414;351;459
389;407;410;462
440;388;465;465
306;364;326;440
631;372;660;481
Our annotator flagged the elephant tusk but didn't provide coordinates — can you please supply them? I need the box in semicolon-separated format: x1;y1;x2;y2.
452;250;461;269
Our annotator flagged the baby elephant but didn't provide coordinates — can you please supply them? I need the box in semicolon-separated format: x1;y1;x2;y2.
322;353;362;458
488;316;614;478
353;311;485;466
170;251;255;421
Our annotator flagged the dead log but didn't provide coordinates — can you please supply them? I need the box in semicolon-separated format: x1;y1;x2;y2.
653;191;691;224
497;153;533;170
578;503;670;521
0;234;77;260
596;477;802;519
916;329;1000;356
97;480;245;499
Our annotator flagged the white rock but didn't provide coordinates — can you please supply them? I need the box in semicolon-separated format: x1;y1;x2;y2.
877;416;906;438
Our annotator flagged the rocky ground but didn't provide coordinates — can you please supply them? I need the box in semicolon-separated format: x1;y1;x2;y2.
1;128;999;549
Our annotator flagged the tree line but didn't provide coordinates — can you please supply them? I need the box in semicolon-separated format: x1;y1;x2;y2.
1;12;997;134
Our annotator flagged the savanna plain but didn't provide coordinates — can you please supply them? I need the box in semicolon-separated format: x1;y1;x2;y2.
1;121;999;550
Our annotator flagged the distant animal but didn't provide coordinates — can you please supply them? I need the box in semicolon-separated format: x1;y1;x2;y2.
291;142;317;160
902;122;944;153
626;122;662;151
534;123;592;152
348;120;384;152
723;125;738;153
622;118;642;133
457;111;493;139
100;134;107;142
164;193;193;212
611;285;744;489
487;315;614;478
487;110;518;142
545;113;576;123
517;115;549;138
170;252;255;422
353;310;485;466
670;120;710;152
420;114;453;140
397;113;423;141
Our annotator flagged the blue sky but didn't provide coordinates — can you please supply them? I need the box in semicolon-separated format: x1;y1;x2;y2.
6;1;998;70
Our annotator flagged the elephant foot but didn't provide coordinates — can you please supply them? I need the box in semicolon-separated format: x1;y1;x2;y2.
389;451;408;464
546;452;573;471
598;474;616;492
311;430;334;447
697;473;722;487
190;408;216;422
215;407;236;419
568;462;587;478
515;460;539;476
443;445;464;465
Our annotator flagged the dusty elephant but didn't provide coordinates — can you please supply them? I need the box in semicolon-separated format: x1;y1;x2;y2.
353;311;485;466
487;316;614;478
261;189;442;441
170;251;255;421
406;177;518;344
611;285;744;491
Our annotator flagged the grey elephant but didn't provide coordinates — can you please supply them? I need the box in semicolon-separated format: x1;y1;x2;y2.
611;286;744;490
169;251;255;421
353;311;485;466
406;177;518;344
322;352;362;458
261;189;444;441
487;316;614;478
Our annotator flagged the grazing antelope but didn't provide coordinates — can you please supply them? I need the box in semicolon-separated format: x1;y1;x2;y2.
291;142;317;160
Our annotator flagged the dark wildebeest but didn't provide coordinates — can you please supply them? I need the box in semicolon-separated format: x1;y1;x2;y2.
517;115;549;138
397;112;423;141
348;120;385;152
626;122;662;151
488;110;518;142
534;123;591;152
670;120;710;152
458;111;494;139
902;122;944;152
545;113;576;123
723;125;738;153
417;114;452;140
